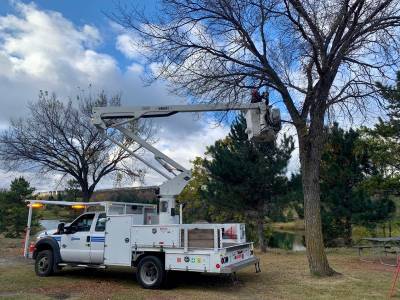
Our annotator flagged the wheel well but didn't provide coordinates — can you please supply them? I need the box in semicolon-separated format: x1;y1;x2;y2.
34;238;60;259
134;252;165;267
33;243;53;258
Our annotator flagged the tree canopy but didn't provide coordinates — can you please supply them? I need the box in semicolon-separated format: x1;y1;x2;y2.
0;91;154;200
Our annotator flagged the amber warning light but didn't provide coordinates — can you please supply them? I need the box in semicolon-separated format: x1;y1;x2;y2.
28;203;44;209
71;204;86;209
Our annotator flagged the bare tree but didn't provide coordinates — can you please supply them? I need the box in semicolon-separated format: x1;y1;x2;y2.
0;91;154;201
112;0;400;276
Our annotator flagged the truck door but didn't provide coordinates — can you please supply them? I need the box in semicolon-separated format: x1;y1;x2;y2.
90;213;106;264
60;213;95;263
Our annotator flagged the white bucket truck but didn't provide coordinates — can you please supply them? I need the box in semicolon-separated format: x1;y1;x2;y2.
25;102;280;288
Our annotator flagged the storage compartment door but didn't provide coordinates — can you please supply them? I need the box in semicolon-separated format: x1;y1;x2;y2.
104;216;132;266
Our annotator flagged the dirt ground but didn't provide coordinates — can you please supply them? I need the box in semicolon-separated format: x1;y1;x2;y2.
0;237;398;299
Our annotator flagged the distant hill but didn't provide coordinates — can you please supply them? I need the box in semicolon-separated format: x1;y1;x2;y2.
91;186;158;203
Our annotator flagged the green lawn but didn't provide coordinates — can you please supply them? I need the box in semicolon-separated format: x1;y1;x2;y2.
0;237;398;299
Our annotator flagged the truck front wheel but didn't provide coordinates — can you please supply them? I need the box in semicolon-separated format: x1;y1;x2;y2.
35;250;54;277
137;256;165;289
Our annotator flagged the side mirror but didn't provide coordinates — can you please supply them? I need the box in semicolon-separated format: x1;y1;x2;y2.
57;222;65;234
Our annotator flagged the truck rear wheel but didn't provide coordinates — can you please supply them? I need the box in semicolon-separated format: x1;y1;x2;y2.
35;250;54;277
137;256;165;289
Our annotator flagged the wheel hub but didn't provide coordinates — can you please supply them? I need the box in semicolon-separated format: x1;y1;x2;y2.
38;257;49;273
140;262;158;285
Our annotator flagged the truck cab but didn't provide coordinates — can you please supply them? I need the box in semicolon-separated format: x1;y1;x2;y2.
58;212;106;264
34;212;106;266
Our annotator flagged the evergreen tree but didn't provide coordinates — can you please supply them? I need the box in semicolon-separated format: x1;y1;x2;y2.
320;124;395;246
0;177;36;238
10;177;35;199
360;72;400;193
178;157;262;244
201;115;294;252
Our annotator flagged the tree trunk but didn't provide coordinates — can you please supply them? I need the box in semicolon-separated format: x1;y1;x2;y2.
344;216;352;246
81;190;91;202
257;201;267;253
298;125;337;276
79;181;92;202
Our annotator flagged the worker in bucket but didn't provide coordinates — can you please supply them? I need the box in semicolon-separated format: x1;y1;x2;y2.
251;89;272;130
251;89;269;106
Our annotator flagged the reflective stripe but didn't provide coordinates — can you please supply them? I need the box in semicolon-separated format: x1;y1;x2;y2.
51;236;105;242
90;236;105;242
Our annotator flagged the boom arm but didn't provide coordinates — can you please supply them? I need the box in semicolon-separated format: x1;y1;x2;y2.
94;103;259;122
92;102;280;224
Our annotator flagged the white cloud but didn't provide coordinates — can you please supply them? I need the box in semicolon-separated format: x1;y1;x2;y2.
112;20;149;61
116;33;143;59
0;1;120;121
127;62;144;74
82;24;102;47
157;121;228;169
0;3;106;79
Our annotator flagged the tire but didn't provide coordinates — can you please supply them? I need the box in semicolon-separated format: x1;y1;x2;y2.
136;256;165;289
35;250;54;277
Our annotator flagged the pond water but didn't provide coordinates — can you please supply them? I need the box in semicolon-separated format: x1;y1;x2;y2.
268;231;306;251
39;219;60;231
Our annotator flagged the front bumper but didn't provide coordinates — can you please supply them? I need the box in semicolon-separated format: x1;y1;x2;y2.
220;256;260;273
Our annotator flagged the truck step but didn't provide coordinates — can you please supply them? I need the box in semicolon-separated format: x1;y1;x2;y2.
58;263;107;269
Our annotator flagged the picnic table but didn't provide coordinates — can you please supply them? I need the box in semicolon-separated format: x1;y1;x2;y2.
355;237;400;266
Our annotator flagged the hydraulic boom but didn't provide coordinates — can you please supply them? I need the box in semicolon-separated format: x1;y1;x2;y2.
92;102;280;224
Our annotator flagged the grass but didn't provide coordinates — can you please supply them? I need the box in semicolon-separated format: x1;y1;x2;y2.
0;237;399;299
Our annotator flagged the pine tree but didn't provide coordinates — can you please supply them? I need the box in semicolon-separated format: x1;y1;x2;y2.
0;177;36;237
320;124;395;246
363;73;400;187
201;115;294;252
